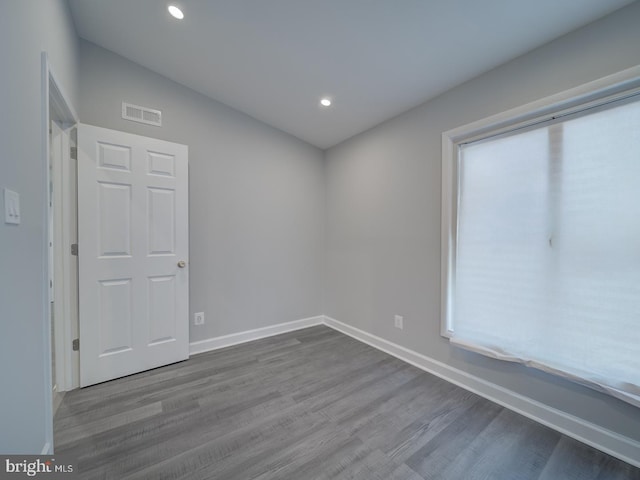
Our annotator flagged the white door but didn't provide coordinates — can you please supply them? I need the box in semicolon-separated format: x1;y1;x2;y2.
78;124;189;387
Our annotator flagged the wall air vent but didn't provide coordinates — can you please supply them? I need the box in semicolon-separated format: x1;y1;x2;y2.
121;102;162;127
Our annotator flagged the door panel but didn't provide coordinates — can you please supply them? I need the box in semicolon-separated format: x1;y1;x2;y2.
78;124;189;387
148;187;175;255
98;182;132;256
98;278;133;356
148;275;177;345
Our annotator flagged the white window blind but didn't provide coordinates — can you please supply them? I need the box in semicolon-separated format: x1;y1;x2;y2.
450;95;640;407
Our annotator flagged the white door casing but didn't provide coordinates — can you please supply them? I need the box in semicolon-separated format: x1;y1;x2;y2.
78;124;189;387
50;119;63;401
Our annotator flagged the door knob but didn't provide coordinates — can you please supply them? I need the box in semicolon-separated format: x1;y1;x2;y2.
177;260;186;268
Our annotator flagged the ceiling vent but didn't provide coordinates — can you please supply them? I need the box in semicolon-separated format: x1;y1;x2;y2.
122;102;162;127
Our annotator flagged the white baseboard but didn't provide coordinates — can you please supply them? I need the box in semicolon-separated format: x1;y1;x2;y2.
189;316;324;356
322;316;640;468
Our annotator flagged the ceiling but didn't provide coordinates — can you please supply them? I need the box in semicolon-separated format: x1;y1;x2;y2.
68;0;634;149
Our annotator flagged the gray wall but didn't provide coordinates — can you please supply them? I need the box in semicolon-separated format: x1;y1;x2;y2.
324;2;640;442
78;41;325;343
0;0;79;453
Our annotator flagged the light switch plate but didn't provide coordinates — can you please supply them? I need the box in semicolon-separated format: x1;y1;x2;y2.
4;188;20;225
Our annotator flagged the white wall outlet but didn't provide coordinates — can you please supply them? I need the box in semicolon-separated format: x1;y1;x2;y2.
194;312;205;326
394;315;403;330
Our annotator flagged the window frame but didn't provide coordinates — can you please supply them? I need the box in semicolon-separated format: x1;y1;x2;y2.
440;65;640;339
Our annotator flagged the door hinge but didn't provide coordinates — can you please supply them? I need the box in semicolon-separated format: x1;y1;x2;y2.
70;146;78;160
72;338;79;351
71;243;78;256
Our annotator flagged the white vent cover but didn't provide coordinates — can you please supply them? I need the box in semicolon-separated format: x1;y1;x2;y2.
121;102;162;127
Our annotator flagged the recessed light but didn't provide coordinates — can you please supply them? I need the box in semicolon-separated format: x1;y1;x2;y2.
168;5;184;19
320;98;332;107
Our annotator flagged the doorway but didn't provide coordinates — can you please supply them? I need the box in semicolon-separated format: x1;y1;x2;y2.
44;54;190;452
43;53;78;454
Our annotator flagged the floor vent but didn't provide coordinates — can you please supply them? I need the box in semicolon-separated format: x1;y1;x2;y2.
122;102;162;127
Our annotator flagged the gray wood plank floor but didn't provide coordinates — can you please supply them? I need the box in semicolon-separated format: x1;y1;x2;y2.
54;326;640;480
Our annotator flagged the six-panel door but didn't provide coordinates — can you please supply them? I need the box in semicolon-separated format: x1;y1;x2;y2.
78;124;189;387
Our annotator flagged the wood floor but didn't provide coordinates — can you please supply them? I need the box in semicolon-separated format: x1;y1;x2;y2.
54;326;639;480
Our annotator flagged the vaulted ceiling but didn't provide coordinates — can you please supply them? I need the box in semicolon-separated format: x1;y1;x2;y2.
68;0;634;148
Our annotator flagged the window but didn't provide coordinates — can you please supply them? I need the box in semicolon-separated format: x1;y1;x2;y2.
441;67;640;407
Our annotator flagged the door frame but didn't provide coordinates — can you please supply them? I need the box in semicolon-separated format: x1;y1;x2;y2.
42;52;78;454
50;121;79;393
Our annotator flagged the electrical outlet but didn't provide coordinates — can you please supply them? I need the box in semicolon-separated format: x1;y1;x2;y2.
194;312;205;326
394;315;403;330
